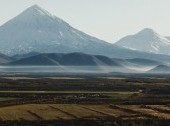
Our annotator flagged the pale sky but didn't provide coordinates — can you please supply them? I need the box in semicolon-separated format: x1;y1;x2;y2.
0;0;170;43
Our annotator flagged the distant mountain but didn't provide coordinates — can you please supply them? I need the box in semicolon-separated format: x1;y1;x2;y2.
9;52;124;66
12;52;40;60
0;53;13;64
115;28;170;55
1;5;170;63
126;58;162;66
10;52;163;67
148;65;170;73
9;52;170;73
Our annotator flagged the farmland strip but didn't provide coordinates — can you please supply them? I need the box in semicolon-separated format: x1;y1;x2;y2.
27;110;43;120
80;105;115;117
49;105;78;119
109;105;160;119
141;106;170;114
118;114;142;118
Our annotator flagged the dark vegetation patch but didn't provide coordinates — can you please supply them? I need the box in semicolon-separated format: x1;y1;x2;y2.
0;119;170;126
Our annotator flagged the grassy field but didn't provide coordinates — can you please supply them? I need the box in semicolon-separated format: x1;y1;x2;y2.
0;97;16;102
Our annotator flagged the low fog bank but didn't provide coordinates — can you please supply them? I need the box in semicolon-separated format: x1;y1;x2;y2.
127;66;156;72
0;65;157;74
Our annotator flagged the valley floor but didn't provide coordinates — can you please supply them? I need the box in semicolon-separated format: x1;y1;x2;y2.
0;74;169;125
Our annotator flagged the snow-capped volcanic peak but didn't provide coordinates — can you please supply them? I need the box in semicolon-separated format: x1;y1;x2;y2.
8;5;68;26
19;5;65;23
115;28;170;54
23;5;52;16
0;5;114;56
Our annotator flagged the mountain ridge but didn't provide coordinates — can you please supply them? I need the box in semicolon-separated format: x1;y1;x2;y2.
9;52;124;66
0;5;170;63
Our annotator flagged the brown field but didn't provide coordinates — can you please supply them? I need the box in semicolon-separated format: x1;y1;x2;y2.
0;104;169;121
